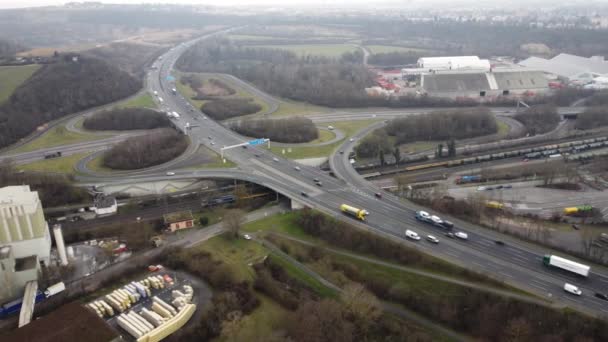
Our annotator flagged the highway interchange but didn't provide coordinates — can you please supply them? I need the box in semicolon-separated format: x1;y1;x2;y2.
5;30;608;317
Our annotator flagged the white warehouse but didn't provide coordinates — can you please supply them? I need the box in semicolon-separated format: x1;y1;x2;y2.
417;56;491;72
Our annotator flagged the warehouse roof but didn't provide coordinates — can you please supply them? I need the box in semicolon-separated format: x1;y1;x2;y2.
163;210;194;224
519;53;608;79
493;71;549;89
422;73;491;92
0;302;119;342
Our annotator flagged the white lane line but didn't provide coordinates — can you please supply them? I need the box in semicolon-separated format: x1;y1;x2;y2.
530;283;548;291
499;271;514;278
444;250;460;258
511;255;528;264
509;249;526;256
601;308;608;314
471;261;486;269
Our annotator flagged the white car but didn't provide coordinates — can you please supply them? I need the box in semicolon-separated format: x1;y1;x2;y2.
415;210;431;222
564;283;582;296
405;229;421;241
328;125;335;130
243;234;252;240
349;138;355;142
211;142;215;145
455;231;468;240
166;172;175;176
430;215;444;226
272;157;279;162
426;235;439;244
477;186;486;191
294;166;301;171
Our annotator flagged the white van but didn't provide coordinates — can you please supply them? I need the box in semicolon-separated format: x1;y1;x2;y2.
564;283;582;296
405;230;420;241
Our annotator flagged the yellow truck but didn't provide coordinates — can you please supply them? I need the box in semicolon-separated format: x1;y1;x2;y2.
340;204;368;221
485;201;504;209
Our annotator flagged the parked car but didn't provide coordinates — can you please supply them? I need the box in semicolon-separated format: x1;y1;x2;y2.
426;235;439;244
564;283;582;296
455;231;468;240
405;230;421;241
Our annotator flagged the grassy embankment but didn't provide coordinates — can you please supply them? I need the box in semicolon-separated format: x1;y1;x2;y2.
0;65;40;103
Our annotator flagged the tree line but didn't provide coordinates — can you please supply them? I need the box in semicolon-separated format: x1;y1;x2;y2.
83;108;171;131
103;128;188;170
513;104;560;135
385;107;497;144
0;159;90;207
575;106;608;130
0;56;140;149
231;117;318;143
176;39;375;107
201;98;262;120
181;75;236;99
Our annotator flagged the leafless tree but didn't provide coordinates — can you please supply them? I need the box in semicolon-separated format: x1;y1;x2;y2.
223;209;245;239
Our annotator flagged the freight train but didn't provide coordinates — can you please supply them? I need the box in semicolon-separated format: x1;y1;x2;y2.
400;136;608;173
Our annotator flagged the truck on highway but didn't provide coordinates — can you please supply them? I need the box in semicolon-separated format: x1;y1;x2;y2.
340;204;368;221
563;205;593;216
543;254;590;277
44;151;62;159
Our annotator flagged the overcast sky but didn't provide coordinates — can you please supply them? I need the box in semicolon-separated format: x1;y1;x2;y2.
0;0;603;10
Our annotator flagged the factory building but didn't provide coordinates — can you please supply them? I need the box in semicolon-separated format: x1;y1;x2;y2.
417;56;491;72
0;186;55;304
419;69;549;99
519;53;608;85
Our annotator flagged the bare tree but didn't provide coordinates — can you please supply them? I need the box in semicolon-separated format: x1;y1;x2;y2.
341;283;381;335
581;226;596;257
223;209;245;239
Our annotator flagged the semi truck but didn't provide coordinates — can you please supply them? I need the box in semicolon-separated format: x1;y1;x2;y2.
44;151;62;159
543;254;590;277
340;204;368;221
563;205;593;216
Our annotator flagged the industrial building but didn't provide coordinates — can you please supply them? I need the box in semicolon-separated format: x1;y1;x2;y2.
420;69;550;99
163;211;194;232
0;186;52;303
519;53;608;85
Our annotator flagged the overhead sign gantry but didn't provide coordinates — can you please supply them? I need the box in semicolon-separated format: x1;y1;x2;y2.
220;138;270;160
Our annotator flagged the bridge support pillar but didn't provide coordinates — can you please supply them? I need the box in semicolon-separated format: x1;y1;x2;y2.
290;198;306;210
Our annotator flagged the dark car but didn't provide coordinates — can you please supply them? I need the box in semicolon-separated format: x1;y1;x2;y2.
313;178;320;183
445;232;455;238
241;145;248;149
494;240;505;246
440;220;454;229
595;293;608;301
300;192;308;197
495;185;503;190
374;193;382;199
339;151;344;154
503;184;513;189
255;154;261;158
572;224;580;230
315;182;323;187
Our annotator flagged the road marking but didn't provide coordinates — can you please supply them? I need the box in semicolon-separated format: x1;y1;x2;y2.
444;250;460;258
498;271;513;278
529;283;548;291
471;261;485;269
511;255;528;264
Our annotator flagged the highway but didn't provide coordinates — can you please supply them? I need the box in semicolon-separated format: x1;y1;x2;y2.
93;33;608;317
3;29;607;317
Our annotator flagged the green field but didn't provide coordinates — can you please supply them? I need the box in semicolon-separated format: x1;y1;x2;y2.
271;99;329;117
10;125;110;153
17;151;91;175
497;120;510;137
199;234;269;282
366;45;430;54
118;92;157;109
270;119;379;159
0;65;40;103
250;44;357;58
183;145;237;169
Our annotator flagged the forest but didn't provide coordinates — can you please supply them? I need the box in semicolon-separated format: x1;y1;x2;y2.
231;117;318;143
102;128;188;170
83;108;171;131
513;105;560;135
385;107;497;144
201;98;262;120
0;56;140;149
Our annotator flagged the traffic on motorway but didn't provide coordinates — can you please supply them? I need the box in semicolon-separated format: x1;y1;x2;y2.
96;33;608;317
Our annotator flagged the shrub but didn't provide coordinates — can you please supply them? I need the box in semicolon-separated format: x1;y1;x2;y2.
83;108;171;130
201;98;262;120
231;117;318;143
354;129;392;158
199;216;209;226
102;128;188;169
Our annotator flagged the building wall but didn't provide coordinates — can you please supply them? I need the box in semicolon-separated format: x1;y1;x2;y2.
0;254;17;301
6;231;51;265
168;220;194;232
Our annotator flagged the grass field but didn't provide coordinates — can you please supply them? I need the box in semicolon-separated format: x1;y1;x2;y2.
271;99;329;117
497;120;510;137
86;153;114;174
199;234;269;282
269;119;379;159
0;65;40;103
183;146;237;169
118;92;157;109
228;34;287;41
17;151;92;175
10;125;110;153
366;45;430;54
250;44;357;58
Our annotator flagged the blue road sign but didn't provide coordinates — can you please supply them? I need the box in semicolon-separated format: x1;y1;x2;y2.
166;75;176;82
248;139;266;146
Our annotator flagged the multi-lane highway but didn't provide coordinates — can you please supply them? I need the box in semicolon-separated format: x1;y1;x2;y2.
87;33;608;317
3;30;607;317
